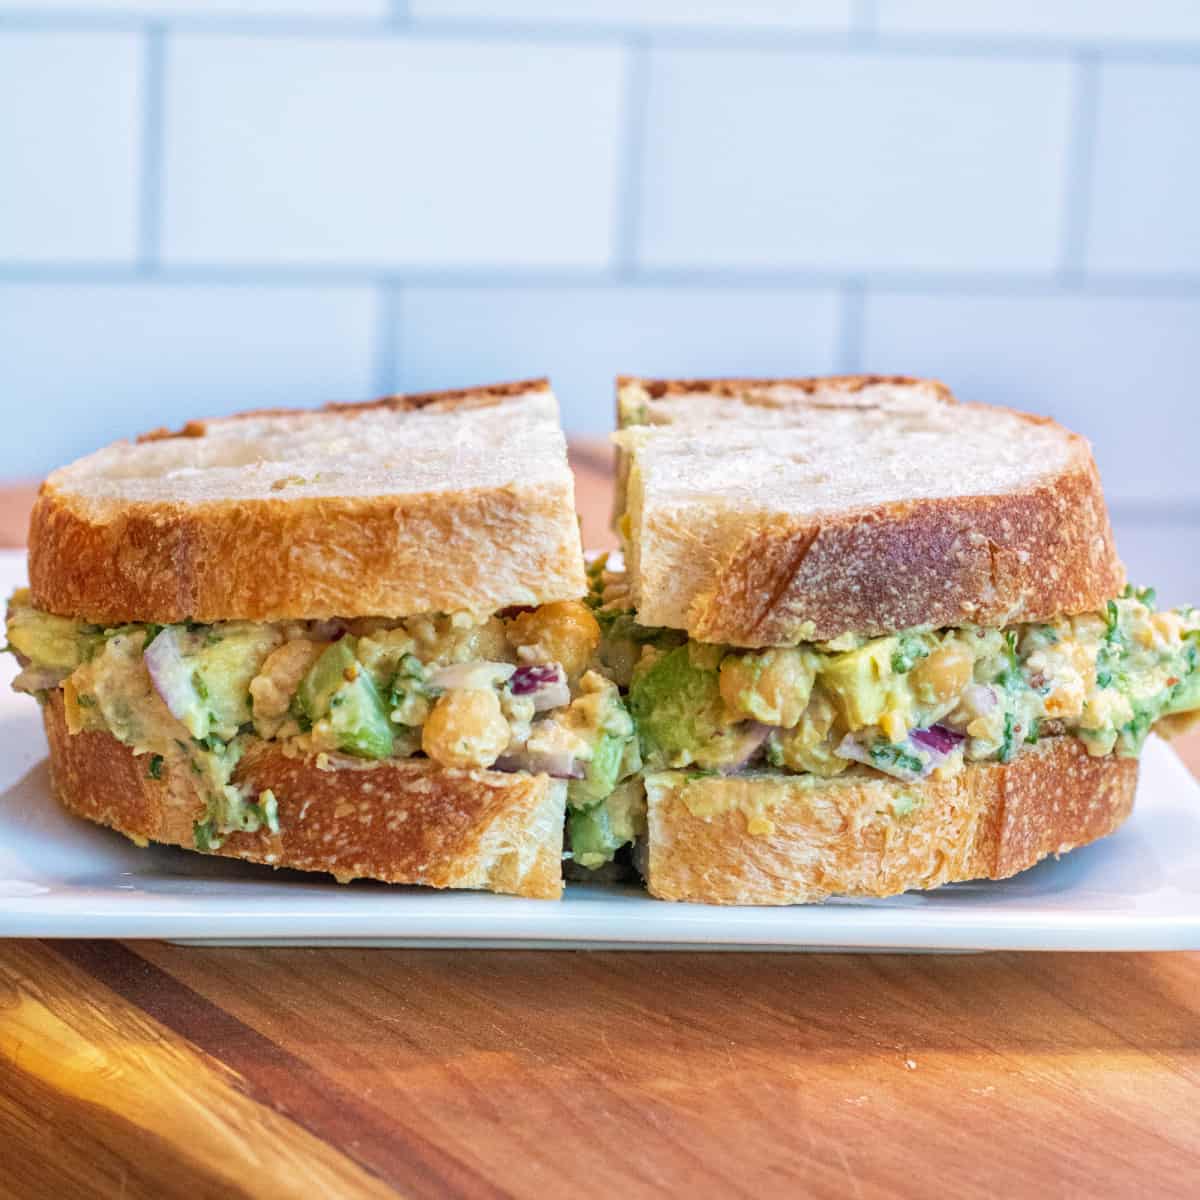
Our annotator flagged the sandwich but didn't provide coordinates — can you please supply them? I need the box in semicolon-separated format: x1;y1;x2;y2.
4;380;642;900
584;375;1200;904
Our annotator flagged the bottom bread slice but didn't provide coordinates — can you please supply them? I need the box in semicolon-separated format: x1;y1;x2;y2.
639;736;1138;905
42;694;566;899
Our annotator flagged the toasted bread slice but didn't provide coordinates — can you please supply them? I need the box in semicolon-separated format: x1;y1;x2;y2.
638;736;1137;905
42;694;565;899
614;375;1124;646
29;379;586;625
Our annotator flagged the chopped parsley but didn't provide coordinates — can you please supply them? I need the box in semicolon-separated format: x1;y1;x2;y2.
891;635;930;675
869;741;925;775
999;712;1017;763
147;754;163;780
193;819;220;852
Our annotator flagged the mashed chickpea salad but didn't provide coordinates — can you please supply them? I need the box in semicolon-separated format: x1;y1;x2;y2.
8;561;1200;872
6;592;641;864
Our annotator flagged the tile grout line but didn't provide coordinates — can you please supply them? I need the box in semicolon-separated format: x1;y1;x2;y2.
835;280;866;372
2;13;1200;65
371;283;402;396
1059;51;1101;281
611;35;650;279
850;0;879;39
137;23;166;273
5;265;1200;296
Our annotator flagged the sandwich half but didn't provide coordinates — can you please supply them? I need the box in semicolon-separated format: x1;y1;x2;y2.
590;375;1200;904
5;380;642;899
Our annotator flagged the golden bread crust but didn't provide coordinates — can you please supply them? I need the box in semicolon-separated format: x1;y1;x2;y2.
616;376;1124;644
686;451;1123;645
42;695;565;899
641;737;1137;905
28;380;587;624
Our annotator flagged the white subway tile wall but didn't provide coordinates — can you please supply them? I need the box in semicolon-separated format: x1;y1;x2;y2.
1;6;1197;585
0;284;377;468
638;49;1073;273
164;35;626;267
0;33;143;263
1087;64;1200;274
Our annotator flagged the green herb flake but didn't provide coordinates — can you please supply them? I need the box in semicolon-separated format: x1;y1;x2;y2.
869;742;925;775
193;820;220;853
999;711;1017;763
891;635;930;675
147;754;163;780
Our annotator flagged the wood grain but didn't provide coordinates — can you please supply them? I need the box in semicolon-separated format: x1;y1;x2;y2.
0;940;395;1200
3;462;1200;1200
133;943;1200;1199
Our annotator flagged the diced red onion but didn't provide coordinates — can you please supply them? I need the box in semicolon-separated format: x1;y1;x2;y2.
715;722;773;775
494;750;584;780
144;627;205;735
510;663;571;711
838;723;966;783
428;661;515;691
963;684;998;715
836;732;928;783
910;724;965;756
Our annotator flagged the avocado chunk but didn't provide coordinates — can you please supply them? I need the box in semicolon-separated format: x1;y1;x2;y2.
568;732;626;808
568;802;623;870
629;645;730;768
299;638;394;758
819;638;898;731
191;623;280;739
298;639;358;722
328;671;394;759
6;601;97;670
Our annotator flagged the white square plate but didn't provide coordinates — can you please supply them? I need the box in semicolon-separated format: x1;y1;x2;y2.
2;549;1198;950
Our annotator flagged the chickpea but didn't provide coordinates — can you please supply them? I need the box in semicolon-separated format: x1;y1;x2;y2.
251;638;325;736
719;648;816;728
421;688;510;769
506;600;600;680
775;686;848;777
407;613;511;665
910;641;974;705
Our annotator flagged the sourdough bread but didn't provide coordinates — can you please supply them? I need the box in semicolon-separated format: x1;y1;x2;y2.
614;375;1124;646
639;736;1137;905
42;693;565;899
30;380;587;625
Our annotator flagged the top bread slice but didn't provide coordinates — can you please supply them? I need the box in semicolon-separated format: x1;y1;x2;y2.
29;379;588;624
614;375;1124;646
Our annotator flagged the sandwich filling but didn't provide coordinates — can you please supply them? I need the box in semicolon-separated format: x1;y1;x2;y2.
5;592;640;856
589;559;1200;786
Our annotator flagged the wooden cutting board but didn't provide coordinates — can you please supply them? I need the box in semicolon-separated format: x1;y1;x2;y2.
2;459;1200;1200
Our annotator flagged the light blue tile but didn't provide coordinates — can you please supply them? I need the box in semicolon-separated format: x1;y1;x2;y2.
0;0;386;12
860;291;1200;506
410;0;851;32
1111;519;1200;608
163;35;625;269
396;285;841;433
0;284;377;477
1087;64;1200;275
0;32;142;263
878;1;1200;43
637;49;1073;274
